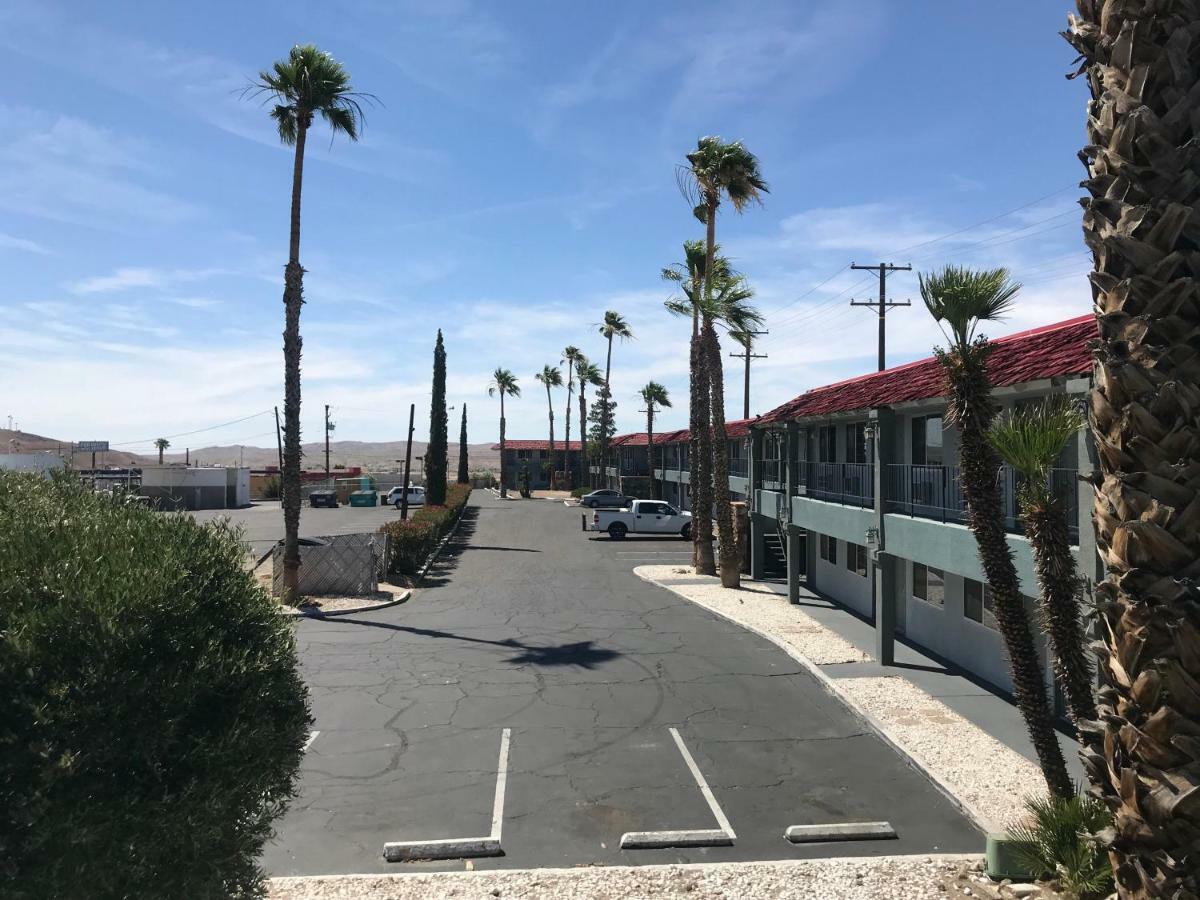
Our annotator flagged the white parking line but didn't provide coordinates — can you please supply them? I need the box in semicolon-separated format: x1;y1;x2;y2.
303;730;320;751
383;728;511;862
619;727;736;850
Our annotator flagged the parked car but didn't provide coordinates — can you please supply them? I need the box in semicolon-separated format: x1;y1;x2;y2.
589;500;692;540
579;489;629;508
384;485;426;509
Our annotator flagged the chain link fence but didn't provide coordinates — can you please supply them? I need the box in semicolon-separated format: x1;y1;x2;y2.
271;532;389;597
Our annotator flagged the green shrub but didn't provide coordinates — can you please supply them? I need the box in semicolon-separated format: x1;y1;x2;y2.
571;486;590;498
380;483;472;576
1009;792;1113;898
261;475;282;499
0;472;311;900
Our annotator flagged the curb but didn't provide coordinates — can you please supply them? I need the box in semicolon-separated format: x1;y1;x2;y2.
414;502;471;584
282;589;412;619
632;568;1003;837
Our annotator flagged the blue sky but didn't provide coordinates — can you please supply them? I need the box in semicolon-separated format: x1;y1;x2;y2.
0;0;1092;455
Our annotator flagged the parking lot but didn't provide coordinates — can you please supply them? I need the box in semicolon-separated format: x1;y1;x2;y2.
189;499;408;556
257;491;979;875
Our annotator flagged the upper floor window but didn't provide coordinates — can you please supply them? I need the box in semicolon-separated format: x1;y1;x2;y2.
845;423;868;464
818;425;837;463
912;415;944;466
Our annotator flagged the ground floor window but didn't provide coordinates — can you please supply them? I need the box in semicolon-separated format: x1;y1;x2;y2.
845;542;868;577
913;563;945;607
964;578;999;630
819;533;837;565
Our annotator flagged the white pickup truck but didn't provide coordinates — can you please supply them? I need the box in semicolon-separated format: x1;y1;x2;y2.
589;500;692;540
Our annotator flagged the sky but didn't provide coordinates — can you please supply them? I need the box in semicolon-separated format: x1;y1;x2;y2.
0;0;1094;457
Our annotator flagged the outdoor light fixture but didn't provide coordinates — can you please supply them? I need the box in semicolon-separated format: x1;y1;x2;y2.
863;421;879;441
865;526;879;548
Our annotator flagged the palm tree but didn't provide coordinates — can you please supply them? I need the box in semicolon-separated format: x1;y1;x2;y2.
680;137;767;574
597;311;634;481
535;365;563;489
560;346;583;488
246;45;370;601
574;358;603;489
639;382;671;500
154;438;170;465
487;369;520;499
664;241;739;575
702;274;762;588
988;399;1096;728
920;265;1071;799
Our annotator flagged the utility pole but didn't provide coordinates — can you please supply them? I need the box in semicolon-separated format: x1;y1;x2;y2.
324;404;332;481
273;406;283;473
400;403;415;521
729;329;769;419
850;262;912;371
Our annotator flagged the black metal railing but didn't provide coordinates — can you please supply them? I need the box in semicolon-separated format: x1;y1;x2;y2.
801;462;874;508
759;458;783;485
619;460;650;476
884;464;1079;542
728;457;749;478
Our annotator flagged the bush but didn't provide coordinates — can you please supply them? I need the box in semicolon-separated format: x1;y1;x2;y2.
1009;792;1113;898
261;475;281;499
380;482;472;576
571;486;590;498
0;472;311;900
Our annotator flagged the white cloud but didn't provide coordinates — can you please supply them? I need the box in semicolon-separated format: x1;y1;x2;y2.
0;232;49;254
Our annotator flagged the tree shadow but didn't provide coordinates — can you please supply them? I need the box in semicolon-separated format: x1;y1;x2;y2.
418;505;480;588
319;616;620;669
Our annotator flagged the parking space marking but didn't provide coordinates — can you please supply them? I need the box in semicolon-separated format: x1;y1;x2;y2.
619;727;736;850
383;728;511;863
785;822;897;843
303;730;320;751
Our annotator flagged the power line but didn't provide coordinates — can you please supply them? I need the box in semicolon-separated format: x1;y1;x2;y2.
111;409;274;447
849;263;912;371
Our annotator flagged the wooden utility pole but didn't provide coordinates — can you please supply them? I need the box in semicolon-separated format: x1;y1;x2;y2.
324;403;332;480
850;262;912;371
274;406;283;473
400;403;415;520
729;329;769;419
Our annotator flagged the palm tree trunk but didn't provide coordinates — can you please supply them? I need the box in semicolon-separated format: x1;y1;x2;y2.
578;388;587;489
704;320;739;588
563;377;574;490
601;335;614;487
499;393;507;499
546;384;556;490
1066;11;1200;892
647;407;657;501
692;330;715;575
940;342;1072;799
1020;491;1097;727
280;120;309;603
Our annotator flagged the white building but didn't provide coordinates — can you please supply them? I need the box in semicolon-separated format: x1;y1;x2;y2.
0;452;66;475
140;465;251;510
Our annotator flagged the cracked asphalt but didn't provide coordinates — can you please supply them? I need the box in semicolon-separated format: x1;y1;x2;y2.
262;491;979;875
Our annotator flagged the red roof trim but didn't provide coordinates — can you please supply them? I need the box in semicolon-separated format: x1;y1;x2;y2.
610;418;753;446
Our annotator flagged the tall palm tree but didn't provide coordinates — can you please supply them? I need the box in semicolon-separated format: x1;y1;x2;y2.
988;399;1097;727
664;240;738;574
920;265;1072;800
561;346;583;488
1065;12;1200;893
574;358;603;489
246;45;370;601
535;365;563;489
487;368;520;498
597;310;634;481
702;274;762;588
154;438;170;465
680;137;767;574
639;382;671;500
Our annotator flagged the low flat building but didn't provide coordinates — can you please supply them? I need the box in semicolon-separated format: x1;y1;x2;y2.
141;465;251;510
0;452;66;476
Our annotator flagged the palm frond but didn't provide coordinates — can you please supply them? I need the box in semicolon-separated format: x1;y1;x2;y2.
245;44;375;146
1008;792;1112;897
918;265;1020;348
987;398;1084;481
639;380;672;409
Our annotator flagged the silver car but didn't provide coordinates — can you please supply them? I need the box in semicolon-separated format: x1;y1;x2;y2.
579;489;628;509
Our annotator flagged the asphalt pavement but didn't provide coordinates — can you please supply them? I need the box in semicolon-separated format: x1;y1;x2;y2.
261;491;979;875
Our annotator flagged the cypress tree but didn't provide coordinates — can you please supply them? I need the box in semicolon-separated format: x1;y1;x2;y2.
457;404;469;484
426;329;448;504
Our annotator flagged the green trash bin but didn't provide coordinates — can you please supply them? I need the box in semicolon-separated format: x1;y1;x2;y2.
349;490;378;507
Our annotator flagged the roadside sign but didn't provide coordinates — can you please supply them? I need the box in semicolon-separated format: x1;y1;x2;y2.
76;441;109;452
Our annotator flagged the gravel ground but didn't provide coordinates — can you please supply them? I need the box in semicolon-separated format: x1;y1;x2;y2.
268;854;987;900
633;566;870;665
633;566;1045;832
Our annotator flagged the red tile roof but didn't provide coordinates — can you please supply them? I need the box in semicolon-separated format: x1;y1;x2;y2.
610;419;754;446
491;440;582;451
758;316;1096;425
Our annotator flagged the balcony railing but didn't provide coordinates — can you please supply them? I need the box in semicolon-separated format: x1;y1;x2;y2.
801;462;874;508
884;464;1078;542
760;459;783;485
728;457;748;478
618;460;650;476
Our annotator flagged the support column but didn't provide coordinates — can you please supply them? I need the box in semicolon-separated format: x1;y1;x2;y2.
750;515;766;580
787;525;801;604
873;553;897;665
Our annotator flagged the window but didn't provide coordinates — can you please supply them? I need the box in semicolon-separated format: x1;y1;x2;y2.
517;449;531;459
913;563;945;607
964;578;998;630
911;415;944;466
845;423;868;464
819;534;837;565
818;425;837;463
845;543;868;577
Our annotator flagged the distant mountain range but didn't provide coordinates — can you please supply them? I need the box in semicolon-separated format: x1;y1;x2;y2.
1;429;501;473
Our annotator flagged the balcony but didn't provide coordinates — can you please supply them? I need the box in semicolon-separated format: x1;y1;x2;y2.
618;460;650;476
728;456;748;478
884;464;1079;542
759;458;783;486
801;462;874;509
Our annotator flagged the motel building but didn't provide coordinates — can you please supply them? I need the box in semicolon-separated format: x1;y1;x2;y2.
608;314;1097;708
